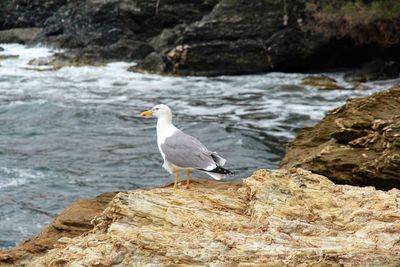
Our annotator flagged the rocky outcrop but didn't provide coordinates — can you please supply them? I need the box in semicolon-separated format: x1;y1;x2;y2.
0;192;116;266
2;0;400;76
281;85;400;190
133;0;400;76
18;169;400;266
0;28;42;44
301;75;340;90
23;0;217;61
344;59;400;83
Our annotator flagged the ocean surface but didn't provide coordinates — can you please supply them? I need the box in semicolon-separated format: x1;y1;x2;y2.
0;44;396;249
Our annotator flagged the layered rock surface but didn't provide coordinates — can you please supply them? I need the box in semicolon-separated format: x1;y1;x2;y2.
0;192;116;266
14;169;400;266
281;85;400;189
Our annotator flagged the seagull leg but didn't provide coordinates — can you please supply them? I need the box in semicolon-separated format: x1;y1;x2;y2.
186;169;190;189
174;168;179;190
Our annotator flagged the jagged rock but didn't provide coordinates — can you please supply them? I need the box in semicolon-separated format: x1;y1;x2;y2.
280;85;400;190
0;1;65;30
128;52;168;74
133;0;400;76
344;59;400;83
0;28;42;44
32;0;218;55
23;169;400;266
301;75;340;89
0;192;117;266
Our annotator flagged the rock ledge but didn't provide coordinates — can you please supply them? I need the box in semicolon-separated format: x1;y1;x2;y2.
21;169;400;266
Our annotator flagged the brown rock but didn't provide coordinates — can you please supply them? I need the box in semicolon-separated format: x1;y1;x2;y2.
0;192;117;265
0;54;19;60
280;85;400;189
28;52;106;70
301;75;340;90
0;28;42;44
26;170;400;266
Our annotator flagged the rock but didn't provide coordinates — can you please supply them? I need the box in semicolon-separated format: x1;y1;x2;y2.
0;28;42;44
0;54;19;60
22;169;400;266
344;59;400;83
128;52;168;74
0;47;4;51
32;0;218;52
301;75;340;89
28;52;106;70
0;192;117;265
280;85;400;190
133;0;400;76
0;1;66;30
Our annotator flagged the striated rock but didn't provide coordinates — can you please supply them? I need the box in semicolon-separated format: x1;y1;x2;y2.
26;169;400;266
281;85;400;190
0;192;116;266
301;75;340;90
0;28;42;44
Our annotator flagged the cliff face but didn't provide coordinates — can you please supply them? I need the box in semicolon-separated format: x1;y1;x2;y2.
1;0;399;76
280;85;400;190
17;169;400;266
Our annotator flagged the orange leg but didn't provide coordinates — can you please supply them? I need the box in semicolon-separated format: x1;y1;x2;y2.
186;169;190;189
174;168;179;190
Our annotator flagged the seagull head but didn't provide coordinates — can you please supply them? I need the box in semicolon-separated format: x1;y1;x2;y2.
140;104;172;119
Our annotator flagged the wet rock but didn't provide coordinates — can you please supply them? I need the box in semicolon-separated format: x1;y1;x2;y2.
133;0;400;76
0;54;19;60
344;59;400;82
28;52;106;70
281;85;400;190
0;47;4;51
23;170;400;266
128;52;168;74
0;192;117;265
32;0;218;52
0;1;66;30
0;28;42;44
301;75;340;89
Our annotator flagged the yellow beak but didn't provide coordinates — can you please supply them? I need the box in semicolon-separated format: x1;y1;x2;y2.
140;110;153;117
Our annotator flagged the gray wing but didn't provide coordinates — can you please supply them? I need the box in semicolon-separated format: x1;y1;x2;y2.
160;130;217;170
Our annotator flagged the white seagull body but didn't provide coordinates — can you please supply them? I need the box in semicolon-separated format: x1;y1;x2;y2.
140;104;233;189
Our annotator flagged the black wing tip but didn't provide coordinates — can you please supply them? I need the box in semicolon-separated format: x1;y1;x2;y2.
210;166;235;176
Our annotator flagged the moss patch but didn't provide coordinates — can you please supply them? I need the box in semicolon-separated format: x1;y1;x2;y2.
306;0;400;24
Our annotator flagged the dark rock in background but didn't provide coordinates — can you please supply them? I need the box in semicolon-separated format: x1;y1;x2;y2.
0;0;400;76
280;85;400;190
344;59;400;83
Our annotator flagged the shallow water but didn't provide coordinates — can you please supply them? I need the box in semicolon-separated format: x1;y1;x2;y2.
0;44;396;249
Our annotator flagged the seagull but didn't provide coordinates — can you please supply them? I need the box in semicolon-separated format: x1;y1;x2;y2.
140;104;233;189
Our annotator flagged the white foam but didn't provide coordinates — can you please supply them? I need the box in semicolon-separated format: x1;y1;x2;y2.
0;167;44;189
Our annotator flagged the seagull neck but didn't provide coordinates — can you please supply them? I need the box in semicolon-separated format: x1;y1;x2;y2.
157;116;173;128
